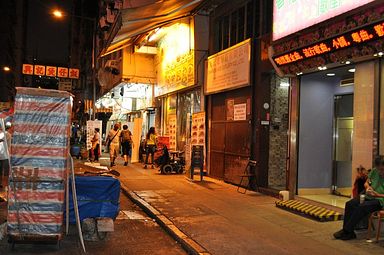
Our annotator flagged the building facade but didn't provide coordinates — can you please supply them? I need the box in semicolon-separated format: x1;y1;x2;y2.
269;0;384;205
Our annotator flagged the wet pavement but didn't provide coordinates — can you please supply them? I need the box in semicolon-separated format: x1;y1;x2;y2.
0;190;186;255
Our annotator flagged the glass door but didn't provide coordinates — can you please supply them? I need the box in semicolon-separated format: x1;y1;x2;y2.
333;94;354;197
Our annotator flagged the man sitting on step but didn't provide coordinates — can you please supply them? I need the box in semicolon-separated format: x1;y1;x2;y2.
334;157;384;240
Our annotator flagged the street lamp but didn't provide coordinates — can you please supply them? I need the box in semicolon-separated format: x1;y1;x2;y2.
3;66;11;72
52;9;63;18
51;9;97;120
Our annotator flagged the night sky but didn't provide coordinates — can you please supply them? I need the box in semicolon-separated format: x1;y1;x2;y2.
26;0;73;65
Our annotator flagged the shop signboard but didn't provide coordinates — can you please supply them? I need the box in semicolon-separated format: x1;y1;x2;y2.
205;39;251;95
22;64;79;79
273;0;375;41
58;79;72;92
273;19;384;66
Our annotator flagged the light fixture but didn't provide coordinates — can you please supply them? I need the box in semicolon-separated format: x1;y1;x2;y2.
296;72;303;76
318;66;327;71
345;61;351;64
326;73;336;76
148;28;163;42
3;66;10;72
348;68;356;73
52;9;63;18
379;52;384;57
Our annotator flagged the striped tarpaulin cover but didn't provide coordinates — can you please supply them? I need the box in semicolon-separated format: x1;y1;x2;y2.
8;87;71;237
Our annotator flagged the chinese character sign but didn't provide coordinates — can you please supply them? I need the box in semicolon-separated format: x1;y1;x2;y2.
69;68;79;79
273;0;375;41
22;64;79;79
46;66;57;77
34;65;45;76
273;20;384;66
22;64;33;75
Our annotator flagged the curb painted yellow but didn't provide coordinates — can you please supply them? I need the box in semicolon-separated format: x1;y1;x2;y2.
275;200;343;222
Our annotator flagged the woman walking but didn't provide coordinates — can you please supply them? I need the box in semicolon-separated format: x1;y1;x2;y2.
144;127;157;169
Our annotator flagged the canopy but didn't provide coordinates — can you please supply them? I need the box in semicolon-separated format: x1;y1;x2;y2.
101;0;203;56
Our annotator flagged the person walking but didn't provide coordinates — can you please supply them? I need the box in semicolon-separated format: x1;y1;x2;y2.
144;127;157;169
120;125;133;166
107;124;121;167
91;128;100;162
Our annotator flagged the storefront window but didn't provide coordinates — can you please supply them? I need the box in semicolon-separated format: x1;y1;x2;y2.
176;89;201;150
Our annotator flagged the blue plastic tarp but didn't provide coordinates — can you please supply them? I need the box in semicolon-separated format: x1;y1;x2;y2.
68;176;120;223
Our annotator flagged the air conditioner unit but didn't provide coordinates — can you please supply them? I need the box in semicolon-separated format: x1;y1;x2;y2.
340;78;354;87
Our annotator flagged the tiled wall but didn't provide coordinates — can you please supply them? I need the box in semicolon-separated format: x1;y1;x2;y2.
352;61;375;183
268;75;289;189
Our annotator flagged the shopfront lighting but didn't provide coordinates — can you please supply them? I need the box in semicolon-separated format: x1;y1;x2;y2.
280;81;290;87
318;66;327;71
3;66;10;72
345;61;351;64
348;68;356;73
148;28;163;42
296;72;303;75
326;73;336;76
379;52;384;57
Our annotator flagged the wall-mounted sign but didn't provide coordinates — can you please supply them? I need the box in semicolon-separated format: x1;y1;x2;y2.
205;39;251;95
22;64;79;79
58;79;72;92
273;0;375;41
234;103;247;121
273;20;384;66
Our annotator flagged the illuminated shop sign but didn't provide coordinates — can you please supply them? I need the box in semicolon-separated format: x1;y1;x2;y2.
273;20;384;66
22;64;80;79
273;0;375;41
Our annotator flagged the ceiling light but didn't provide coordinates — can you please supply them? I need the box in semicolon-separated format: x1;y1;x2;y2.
345;61;351;64
379;52;384;57
348;68;356;73
326;73;335;76
296;72;303;76
374;53;378;57
3;66;10;72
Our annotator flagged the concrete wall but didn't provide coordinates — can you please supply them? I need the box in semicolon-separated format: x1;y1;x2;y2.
298;74;354;190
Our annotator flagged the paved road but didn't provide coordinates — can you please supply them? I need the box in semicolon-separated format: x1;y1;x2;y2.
115;162;384;255
0;191;186;255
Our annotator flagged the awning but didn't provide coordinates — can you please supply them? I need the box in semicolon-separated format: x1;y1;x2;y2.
101;0;204;56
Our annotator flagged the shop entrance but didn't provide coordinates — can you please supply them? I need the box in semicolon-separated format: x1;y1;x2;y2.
297;66;354;207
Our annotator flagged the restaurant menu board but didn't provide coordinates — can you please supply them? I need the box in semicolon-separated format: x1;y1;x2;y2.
168;114;177;150
191;112;205;146
86;120;102;151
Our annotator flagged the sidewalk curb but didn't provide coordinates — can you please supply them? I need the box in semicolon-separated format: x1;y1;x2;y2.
120;183;211;255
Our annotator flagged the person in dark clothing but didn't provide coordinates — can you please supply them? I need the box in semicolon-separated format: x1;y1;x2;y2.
334;157;384;240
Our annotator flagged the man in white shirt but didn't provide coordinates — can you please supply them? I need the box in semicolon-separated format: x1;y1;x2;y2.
107;124;120;167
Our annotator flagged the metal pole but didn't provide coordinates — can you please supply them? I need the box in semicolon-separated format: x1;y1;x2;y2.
92;18;97;120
